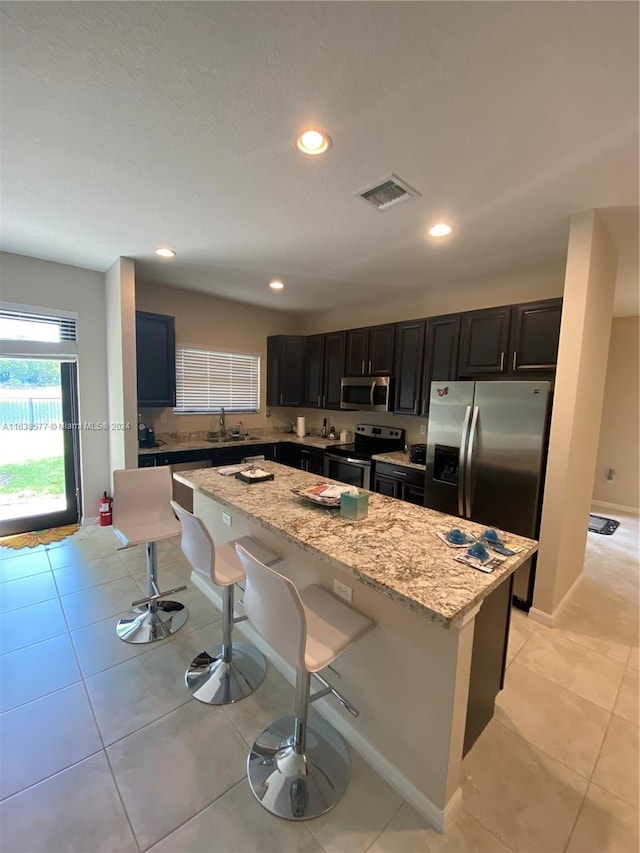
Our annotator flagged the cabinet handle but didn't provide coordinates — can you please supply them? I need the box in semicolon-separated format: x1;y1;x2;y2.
499;352;505;371
392;471;408;476
368;360;372;374
512;351;517;371
279;393;283;405
361;360;365;375
421;399;427;417
414;399;418;414
322;395;326;407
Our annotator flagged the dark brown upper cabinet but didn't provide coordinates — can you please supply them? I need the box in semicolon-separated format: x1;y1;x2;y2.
266;335;307;407
303;334;325;408
345;324;395;376
509;299;563;372
136;310;176;407
458;299;562;378
458;306;512;376
322;331;346;409
421;314;461;413
394;320;426;415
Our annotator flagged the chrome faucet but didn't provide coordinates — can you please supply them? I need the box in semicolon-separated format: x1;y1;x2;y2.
219;407;227;437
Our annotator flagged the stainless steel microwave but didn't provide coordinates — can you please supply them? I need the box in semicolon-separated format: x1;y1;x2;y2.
340;376;394;412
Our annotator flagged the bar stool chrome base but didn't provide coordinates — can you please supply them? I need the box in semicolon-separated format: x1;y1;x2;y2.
116;601;189;644
247;714;350;820
186;642;267;705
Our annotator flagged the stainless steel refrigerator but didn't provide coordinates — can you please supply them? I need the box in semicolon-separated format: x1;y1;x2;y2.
424;380;551;608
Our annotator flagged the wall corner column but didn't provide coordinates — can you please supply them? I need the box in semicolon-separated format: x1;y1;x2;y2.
105;257;137;478
533;210;618;620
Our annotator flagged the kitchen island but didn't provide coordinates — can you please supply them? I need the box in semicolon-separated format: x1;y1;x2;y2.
174;462;537;829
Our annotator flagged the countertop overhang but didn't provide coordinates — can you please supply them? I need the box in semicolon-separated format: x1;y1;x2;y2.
174;461;537;628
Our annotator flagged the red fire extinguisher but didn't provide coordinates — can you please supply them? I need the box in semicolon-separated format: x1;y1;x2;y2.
99;491;113;527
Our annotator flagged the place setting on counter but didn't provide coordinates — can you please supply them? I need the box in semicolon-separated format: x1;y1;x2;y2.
437;526;523;573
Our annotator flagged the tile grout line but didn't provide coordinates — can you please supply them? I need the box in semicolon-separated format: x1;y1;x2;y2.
507;650;627;715
490;713;606;786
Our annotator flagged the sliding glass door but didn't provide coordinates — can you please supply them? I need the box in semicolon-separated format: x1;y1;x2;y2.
0;360;80;537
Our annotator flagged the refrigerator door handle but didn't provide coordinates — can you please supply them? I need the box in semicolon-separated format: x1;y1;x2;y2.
465;406;480;518
458;405;472;516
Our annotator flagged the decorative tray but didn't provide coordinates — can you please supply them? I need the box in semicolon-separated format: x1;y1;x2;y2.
290;483;353;507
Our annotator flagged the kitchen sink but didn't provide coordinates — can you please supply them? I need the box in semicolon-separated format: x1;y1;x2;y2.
206;433;258;443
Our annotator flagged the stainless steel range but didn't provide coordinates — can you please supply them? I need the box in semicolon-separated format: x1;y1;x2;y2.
324;423;405;490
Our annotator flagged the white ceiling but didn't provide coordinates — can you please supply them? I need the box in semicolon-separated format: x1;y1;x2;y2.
1;2;638;315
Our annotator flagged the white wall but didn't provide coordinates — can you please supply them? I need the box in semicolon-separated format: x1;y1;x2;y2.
105;257;138;475
533;211;618;621
0;251;110;520
299;258;566;334
592;316;639;512
135;279;300;436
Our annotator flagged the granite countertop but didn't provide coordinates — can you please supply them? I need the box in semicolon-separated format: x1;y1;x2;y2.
372;450;426;471
174;461;537;628
138;433;330;455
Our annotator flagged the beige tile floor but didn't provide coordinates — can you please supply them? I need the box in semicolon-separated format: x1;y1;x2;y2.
0;512;637;852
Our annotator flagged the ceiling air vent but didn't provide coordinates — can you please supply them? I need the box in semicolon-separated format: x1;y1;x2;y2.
357;174;420;211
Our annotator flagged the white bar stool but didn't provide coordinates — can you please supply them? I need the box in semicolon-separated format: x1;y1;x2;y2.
235;543;374;821
170;501;281;705
113;467;188;643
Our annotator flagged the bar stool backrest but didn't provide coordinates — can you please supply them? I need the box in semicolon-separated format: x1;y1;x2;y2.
169;500;215;581
236;544;307;671
113;467;175;531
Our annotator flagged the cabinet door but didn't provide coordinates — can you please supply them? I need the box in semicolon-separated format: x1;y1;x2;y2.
373;473;400;499
369;324;396;375
394;320;425;415
509;299;562;372
345;329;368;376
323;332;346;409
136;311;176;407
266;336;306;407
421;314;460;415
307;449;325;476
403;483;425;506
275;442;300;468
458;307;511;376
304;335;324;408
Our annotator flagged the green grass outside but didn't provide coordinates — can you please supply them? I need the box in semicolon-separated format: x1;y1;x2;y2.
0;456;65;496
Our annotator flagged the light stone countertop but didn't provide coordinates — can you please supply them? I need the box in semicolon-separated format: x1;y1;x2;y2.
138;433;330;455
372;451;426;471
175;461;537;628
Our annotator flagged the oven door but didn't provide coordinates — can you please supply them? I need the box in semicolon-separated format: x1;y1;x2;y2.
324;453;371;490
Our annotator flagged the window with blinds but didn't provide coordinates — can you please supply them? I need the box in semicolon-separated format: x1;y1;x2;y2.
0;309;77;343
174;346;260;413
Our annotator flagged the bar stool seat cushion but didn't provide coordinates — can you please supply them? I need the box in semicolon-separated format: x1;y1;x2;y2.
114;518;181;549
212;541;245;587
299;584;373;673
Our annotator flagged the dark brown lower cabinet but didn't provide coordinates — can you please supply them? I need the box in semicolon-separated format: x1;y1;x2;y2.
372;462;425;505
463;575;513;754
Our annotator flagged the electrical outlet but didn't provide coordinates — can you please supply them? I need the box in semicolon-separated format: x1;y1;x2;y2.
333;579;352;603
222;512;232;526
419;424;426;435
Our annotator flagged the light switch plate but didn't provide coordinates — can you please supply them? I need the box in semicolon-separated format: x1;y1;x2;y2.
419;424;426;435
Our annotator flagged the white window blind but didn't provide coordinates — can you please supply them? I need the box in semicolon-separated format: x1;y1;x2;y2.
0;308;78;361
175;346;260;413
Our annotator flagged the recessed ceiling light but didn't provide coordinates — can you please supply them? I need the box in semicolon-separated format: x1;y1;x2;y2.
269;280;284;290
296;129;331;155
155;246;176;258
428;223;453;238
